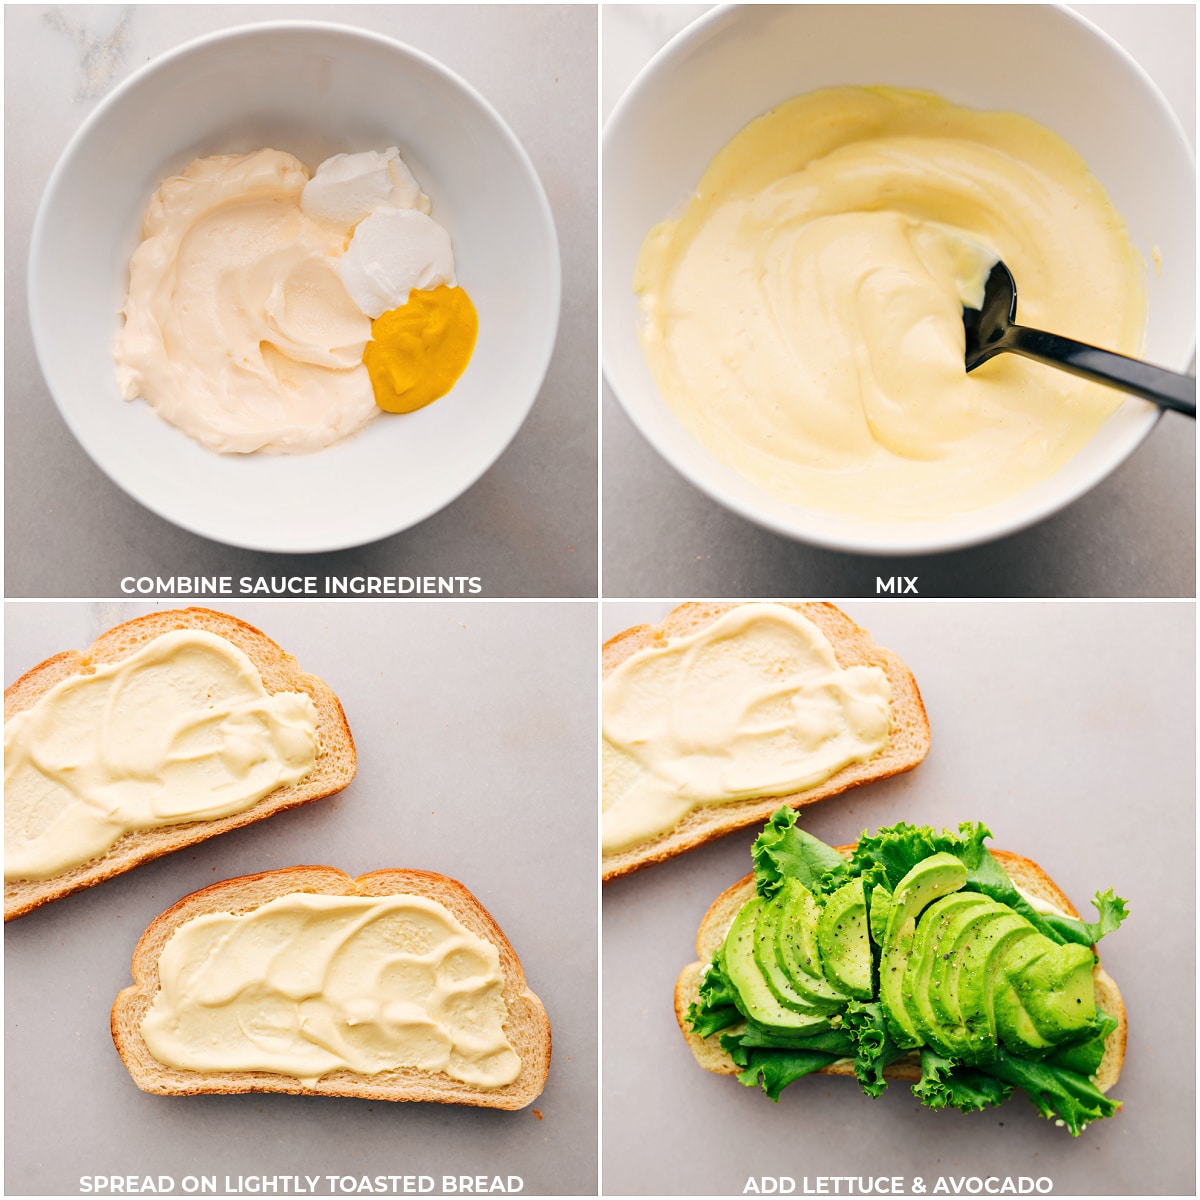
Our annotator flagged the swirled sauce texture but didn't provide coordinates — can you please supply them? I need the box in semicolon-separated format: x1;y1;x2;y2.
602;605;891;854
141;892;521;1089
634;87;1146;520
115;150;377;455
4;631;318;881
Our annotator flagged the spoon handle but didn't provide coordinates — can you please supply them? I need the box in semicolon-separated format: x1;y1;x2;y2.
1004;325;1196;418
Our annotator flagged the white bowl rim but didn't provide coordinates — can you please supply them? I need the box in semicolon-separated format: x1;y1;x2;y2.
602;2;1194;557
29;18;563;554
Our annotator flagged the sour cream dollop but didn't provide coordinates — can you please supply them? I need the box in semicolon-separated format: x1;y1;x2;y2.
301;146;431;227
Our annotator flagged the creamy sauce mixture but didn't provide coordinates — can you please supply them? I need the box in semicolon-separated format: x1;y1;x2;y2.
602;605;891;854
635;87;1146;520
4;630;318;881
141;892;521;1089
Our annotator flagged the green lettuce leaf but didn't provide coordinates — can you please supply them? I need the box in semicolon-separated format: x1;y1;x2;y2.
752;806;847;899
976;1045;1122;1135
1034;890;1130;947
688;1001;741;1040
913;1048;1012;1112
686;954;743;1038
729;1023;856;1054
696;954;736;1008
727;1045;844;1101
843;1001;909;1098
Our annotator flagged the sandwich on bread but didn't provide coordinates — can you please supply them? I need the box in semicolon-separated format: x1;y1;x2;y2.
5;608;356;920
603;603;930;881
676;808;1127;1134
112;866;551;1109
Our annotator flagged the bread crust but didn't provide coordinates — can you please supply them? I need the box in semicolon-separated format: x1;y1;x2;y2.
4;608;357;921
675;845;1126;1093
111;866;551;1110
602;603;931;881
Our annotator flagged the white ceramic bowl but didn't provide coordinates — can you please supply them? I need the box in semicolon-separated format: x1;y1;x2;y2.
30;22;560;553
603;5;1195;555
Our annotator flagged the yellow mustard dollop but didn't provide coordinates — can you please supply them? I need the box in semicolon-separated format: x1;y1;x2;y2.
364;285;478;413
634;86;1147;521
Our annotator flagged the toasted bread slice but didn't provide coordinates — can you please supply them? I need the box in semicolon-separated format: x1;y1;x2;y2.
675;846;1126;1092
602;603;930;881
4;608;357;920
112;866;551;1109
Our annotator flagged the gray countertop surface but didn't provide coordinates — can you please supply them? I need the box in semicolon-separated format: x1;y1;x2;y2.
601;599;1196;1195
5;601;598;1196
4;5;598;599
601;5;1196;599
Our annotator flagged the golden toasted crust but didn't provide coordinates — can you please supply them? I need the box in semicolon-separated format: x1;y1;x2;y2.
111;866;551;1109
675;845;1126;1092
4;608;357;921
602;603;930;881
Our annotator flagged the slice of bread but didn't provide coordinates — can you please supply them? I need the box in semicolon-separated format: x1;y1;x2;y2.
112;866;551;1109
4;608;357;921
602;603;930;881
675;846;1126;1093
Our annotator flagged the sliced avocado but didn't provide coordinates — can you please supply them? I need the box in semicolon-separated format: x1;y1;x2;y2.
927;904;1005;1033
902;891;994;1050
771;880;849;1012
817;879;873;1000
772;878;824;980
722;898;834;1034
755;890;844;1015
868;882;892;948
994;936;1059;1054
953;917;1041;1064
1013;941;1096;1043
995;983;1054;1054
993;939;1095;1055
879;852;968;1047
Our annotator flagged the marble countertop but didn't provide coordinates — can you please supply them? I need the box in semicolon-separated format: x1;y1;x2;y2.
602;5;1196;598
5;4;598;598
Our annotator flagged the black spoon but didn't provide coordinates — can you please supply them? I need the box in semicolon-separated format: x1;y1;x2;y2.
962;259;1195;418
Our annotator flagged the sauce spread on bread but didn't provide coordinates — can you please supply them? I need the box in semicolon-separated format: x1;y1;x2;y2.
1014;883;1072;920
140;892;521;1089
602;605;891;855
4;630;318;881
